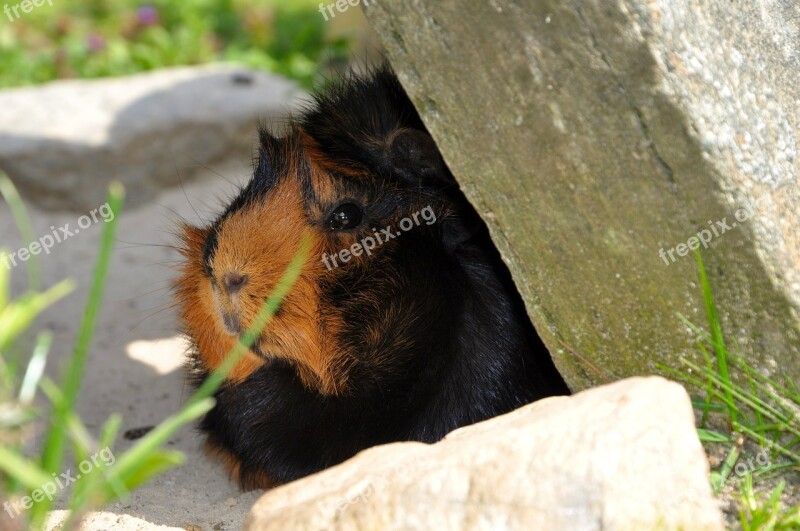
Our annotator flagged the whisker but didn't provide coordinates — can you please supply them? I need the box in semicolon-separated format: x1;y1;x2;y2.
128;302;182;333
169;150;211;225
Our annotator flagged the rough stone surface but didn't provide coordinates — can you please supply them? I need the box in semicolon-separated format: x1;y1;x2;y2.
363;1;800;390
0;65;304;211
246;377;724;531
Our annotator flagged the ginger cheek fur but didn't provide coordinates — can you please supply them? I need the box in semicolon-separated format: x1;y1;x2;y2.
176;174;353;396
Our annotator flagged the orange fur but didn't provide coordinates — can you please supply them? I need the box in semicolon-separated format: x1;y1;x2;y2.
176;170;352;394
176;225;264;382
204;440;275;490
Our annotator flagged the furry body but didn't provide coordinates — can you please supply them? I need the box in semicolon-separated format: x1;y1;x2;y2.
175;66;568;489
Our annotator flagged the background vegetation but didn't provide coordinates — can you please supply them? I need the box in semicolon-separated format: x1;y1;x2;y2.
0;0;353;90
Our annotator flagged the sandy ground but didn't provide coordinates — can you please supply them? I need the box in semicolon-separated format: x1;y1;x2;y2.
2;160;263;530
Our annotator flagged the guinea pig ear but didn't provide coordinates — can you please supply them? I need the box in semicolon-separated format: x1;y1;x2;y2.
384;128;453;186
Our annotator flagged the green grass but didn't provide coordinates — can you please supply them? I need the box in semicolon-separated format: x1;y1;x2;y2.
662;251;800;528
0;0;353;90
739;476;800;531
0;171;311;529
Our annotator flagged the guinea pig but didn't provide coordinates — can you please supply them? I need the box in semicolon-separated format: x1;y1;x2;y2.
175;65;569;490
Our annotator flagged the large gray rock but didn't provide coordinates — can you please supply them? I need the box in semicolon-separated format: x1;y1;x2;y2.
0;65;303;211
362;1;800;390
246;377;723;530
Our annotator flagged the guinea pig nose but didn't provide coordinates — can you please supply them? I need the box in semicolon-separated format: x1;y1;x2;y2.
222;272;249;294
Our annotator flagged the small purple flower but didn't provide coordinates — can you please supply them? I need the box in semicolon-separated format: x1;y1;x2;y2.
137;5;160;27
86;34;106;53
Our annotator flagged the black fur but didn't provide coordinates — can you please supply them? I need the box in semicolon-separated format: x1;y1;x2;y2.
192;66;569;487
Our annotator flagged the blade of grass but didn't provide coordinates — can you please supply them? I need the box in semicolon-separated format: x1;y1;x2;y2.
711;442;741;494
0;447;51;490
739;473;758;530
0;172;40;291
99;414;122;452
680;358;798;439
664;362;742;419
0;279;74;352
698;340;714;426
0;250;10;311
669;360;800;462
107;450;184;494
96;397;214;504
786;378;799;397
727;353;800;419
752;462;798;482
30;183;124;528
737;424;800;463
67;414;119;513
698;428;733;443
746;423;797;433
689;398;727;413
695;250;736;424
18;331;51;405
748;375;765;429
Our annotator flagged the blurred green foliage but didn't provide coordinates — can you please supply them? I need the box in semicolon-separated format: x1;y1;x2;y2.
0;0;351;89
0;171;309;528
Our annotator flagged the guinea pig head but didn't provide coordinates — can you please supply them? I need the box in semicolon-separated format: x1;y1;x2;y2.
176;123;455;397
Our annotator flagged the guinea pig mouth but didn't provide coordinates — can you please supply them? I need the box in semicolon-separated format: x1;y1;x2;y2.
218;303;281;356
221;312;242;335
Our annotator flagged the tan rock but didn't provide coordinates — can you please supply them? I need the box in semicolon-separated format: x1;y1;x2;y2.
246;377;723;531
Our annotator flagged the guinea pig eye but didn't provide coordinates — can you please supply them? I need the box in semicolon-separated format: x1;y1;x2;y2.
327;203;363;231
